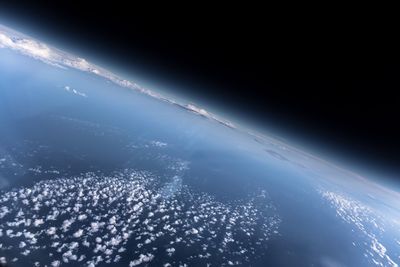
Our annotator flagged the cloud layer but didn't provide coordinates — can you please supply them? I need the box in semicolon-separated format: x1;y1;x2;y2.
0;24;237;130
0;169;280;266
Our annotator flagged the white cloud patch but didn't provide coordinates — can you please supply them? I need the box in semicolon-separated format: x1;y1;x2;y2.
184;104;236;129
0;32;55;65
0;33;13;47
150;140;168;148
73;229;84;238
186;104;209;117
320;190;400;267
64;85;87;98
13;38;52;58
0;168;280;266
129;253;154;266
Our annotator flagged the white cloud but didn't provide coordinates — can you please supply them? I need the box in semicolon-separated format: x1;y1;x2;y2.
166;247;175;256
64;85;87;98
33;219;44;227
321;190;399;267
46;227;56;235
186;104;209;117
0;33;13;47
15;39;52;58
51;260;61;267
73;229;84;238
0;32;52;60
0;167;280;266
78;214;87;221
150;140;168;147
184;104;236;129
129;253;154;266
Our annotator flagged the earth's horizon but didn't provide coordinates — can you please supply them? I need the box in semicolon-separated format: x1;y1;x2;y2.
0;24;399;267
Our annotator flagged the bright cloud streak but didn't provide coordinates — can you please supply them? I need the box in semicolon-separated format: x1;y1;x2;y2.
0;23;237;130
0;33;52;59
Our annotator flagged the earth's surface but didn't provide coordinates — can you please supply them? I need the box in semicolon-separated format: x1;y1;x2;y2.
0;24;400;267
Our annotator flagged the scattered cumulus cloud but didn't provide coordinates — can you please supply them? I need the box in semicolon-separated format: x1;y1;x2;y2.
320;189;400;267
149;140;168;148
0;168;280;266
64;85;87;98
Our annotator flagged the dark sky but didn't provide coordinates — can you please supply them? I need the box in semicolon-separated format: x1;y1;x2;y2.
0;3;399;181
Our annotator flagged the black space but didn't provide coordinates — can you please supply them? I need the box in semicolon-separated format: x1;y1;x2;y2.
0;3;399;181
